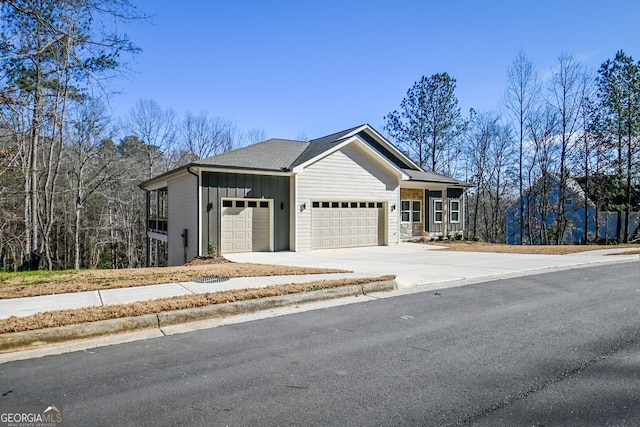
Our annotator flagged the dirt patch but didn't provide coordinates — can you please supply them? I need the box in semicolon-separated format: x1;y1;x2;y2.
0;276;394;334
420;240;640;255
183;255;230;265
0;264;348;299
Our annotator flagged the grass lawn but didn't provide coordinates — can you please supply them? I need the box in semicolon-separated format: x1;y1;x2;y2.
0;276;394;334
0;263;347;299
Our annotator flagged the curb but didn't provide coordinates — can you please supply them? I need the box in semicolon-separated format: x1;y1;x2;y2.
0;280;396;353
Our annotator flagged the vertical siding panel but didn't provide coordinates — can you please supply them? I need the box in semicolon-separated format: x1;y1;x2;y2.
201;171;290;252
237;174;245;197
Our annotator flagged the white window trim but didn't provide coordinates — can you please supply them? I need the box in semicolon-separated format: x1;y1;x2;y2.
401;200;411;223
434;199;443;224
411;200;422;223
449;200;460;223
401;199;422;223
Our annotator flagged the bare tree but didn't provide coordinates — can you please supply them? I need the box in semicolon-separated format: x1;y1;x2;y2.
64;99;118;269
126;99;177;178
1;0;141;269
180;112;236;163
548;53;590;244
505;51;540;244
465;112;514;242
241;127;268;146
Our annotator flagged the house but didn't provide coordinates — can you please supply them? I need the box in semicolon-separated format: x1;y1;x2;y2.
141;124;472;266
506;174;640;245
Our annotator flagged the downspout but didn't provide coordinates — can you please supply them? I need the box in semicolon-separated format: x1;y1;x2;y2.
187;167;200;259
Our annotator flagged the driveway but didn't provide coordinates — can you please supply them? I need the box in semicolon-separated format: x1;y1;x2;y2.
225;242;639;288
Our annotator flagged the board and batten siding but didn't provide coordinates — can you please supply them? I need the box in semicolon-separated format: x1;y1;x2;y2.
202;172;290;254
295;143;400;251
167;173;198;266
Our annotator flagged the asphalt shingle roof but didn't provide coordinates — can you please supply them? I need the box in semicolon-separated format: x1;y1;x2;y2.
195;138;309;171
186;125;471;188
289;125;362;168
401;168;472;187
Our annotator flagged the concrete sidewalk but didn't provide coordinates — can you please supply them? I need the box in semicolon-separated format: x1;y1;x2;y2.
1;243;637;321
0;272;374;320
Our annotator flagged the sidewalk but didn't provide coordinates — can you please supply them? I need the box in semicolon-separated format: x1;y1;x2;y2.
1;244;638;321
0;272;374;320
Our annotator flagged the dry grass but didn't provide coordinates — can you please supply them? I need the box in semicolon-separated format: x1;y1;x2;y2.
0;276;394;334
423;240;640;255
608;249;640;256
0;263;348;299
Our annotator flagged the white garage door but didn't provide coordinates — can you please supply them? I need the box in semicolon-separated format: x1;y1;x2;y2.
221;199;271;253
311;201;385;249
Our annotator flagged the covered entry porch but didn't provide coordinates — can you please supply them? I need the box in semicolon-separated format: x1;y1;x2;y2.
399;185;465;240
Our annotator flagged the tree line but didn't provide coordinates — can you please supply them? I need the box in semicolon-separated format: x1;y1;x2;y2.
1;1;638;271
0;0;264;270
385;51;640;245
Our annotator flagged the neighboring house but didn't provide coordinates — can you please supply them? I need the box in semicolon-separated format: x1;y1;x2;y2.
506;174;640;245
141;124;471;266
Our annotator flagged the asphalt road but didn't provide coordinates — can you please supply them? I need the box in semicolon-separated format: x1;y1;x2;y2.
1;261;639;426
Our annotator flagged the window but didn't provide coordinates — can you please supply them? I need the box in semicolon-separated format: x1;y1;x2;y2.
401;200;422;223
236;200;245;208
564;196;573;206
450;200;460;223
341;202;349;208
401;200;410;222
312;202;320;208
222;200;232;208
412;201;421;222
259;201;269;208
434;200;443;223
248;201;257;208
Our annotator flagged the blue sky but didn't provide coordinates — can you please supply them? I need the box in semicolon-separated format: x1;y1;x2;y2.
109;0;640;140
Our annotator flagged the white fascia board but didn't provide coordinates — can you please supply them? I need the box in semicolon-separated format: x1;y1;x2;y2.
292;135;409;180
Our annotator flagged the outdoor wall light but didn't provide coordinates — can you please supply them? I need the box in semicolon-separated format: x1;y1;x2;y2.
391;204;396;211
301;203;307;210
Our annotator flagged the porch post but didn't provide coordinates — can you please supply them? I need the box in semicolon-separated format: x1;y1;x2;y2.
442;188;448;238
145;190;150;267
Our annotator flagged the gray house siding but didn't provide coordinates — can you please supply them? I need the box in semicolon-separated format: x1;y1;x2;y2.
426;189;464;235
202;172;290;254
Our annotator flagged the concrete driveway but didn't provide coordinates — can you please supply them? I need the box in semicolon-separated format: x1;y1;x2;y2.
225;242;639;289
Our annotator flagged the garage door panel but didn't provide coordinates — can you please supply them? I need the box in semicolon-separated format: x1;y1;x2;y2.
221;200;271;253
311;201;385;250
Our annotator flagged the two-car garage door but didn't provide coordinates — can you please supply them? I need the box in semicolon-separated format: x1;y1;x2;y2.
311;201;385;249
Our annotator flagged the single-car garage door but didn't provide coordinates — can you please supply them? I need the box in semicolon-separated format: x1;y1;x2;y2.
221;199;271;253
311;201;385;249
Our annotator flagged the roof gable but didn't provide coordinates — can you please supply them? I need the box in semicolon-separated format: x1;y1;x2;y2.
290;124;419;171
